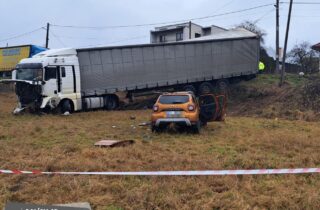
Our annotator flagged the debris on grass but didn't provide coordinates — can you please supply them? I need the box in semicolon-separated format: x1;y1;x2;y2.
94;140;135;147
139;122;150;126
130;115;136;120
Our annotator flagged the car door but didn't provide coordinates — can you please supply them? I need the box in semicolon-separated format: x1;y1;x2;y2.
215;94;227;121
59;66;74;95
198;94;218;122
43;66;58;96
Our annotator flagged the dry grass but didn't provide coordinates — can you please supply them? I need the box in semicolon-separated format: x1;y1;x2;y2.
229;73;320;121
1;90;320;209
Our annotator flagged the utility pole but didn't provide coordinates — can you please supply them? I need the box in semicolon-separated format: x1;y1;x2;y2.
275;0;280;74
45;22;50;48
280;0;293;86
189;21;192;39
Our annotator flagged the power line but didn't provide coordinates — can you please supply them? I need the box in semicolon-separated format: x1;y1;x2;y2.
47;28;66;47
0;27;44;43
51;3;274;30
254;8;276;24
214;0;237;13
280;1;320;4
50;35;101;40
78;35;148;48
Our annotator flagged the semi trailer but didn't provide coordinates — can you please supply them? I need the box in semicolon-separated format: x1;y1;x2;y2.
0;45;46;78
3;28;260;113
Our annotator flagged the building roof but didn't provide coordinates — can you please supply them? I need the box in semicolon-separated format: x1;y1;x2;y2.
153;21;204;32
312;43;320;51
202;25;227;31
185;28;257;42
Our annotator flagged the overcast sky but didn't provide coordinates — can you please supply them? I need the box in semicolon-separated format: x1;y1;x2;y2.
0;0;319;53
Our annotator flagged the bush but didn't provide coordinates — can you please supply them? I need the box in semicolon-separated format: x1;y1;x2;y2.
302;76;320;112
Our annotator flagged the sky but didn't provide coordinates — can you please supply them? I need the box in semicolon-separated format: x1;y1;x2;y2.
0;0;319;55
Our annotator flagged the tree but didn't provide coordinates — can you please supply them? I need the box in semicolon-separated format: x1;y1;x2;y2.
288;42;319;73
237;21;267;44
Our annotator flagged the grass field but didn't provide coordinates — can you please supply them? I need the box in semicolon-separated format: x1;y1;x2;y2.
1;76;320;209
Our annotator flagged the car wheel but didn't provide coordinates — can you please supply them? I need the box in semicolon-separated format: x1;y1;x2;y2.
152;125;161;133
192;121;201;134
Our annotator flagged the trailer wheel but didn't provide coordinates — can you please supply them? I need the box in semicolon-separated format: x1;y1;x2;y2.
106;95;119;110
199;82;214;95
184;85;197;95
216;79;229;93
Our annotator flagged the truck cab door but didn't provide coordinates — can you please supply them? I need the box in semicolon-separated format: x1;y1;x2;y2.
59;66;75;95
43;66;58;96
199;94;218;123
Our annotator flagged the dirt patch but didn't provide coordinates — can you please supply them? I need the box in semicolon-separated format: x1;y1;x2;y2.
0;83;14;93
228;74;320;121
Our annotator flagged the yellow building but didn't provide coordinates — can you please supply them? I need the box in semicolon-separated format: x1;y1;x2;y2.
0;45;46;78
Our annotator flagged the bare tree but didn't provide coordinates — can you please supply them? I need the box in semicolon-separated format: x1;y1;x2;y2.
237;21;267;44
288;42;319;73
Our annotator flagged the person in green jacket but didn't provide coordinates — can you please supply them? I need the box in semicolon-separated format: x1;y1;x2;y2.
259;61;265;72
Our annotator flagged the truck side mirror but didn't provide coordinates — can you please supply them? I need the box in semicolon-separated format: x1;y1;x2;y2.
12;70;17;80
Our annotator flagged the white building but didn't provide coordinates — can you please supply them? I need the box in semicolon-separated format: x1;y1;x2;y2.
150;22;227;44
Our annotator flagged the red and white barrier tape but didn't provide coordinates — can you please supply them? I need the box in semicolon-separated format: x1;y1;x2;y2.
0;168;320;176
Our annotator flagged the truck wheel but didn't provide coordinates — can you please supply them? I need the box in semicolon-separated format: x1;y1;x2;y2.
216;79;229;93
192;121;201;134
199;82;214;95
60;100;73;114
106;95;119;110
184;85;197;95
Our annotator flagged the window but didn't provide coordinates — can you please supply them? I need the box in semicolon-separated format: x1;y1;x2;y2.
159;35;166;43
61;67;66;78
176;32;183;41
45;67;57;81
159;95;189;104
195;33;201;38
16;68;43;81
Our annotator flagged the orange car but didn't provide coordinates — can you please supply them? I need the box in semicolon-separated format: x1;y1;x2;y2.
151;92;201;133
151;91;227;133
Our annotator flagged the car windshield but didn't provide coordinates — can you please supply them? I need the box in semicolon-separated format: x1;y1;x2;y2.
16;68;43;81
159;95;189;104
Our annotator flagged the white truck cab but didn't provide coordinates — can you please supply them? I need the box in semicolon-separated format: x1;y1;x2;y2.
12;48;82;113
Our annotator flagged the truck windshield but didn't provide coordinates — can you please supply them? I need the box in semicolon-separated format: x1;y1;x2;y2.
16;68;43;81
159;95;189;104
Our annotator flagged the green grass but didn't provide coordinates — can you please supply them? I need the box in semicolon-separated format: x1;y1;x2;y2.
242;73;307;88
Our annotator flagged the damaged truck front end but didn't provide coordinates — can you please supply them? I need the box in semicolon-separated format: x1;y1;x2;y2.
1;63;49;114
14;81;43;114
9;63;45;114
